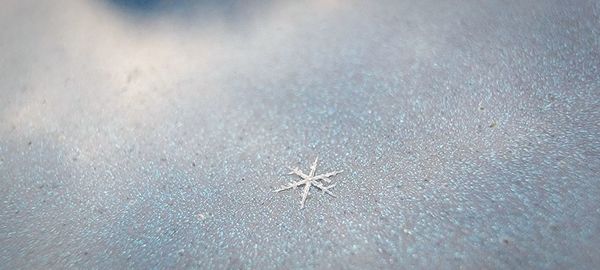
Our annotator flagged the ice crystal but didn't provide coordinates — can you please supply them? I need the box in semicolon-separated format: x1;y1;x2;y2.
273;157;343;209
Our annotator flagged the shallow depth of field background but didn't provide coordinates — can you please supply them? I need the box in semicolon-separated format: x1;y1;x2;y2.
1;0;599;269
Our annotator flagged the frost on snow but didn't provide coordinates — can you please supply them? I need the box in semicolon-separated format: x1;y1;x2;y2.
273;157;343;209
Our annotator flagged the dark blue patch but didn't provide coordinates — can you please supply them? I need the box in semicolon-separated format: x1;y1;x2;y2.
104;0;265;26
107;0;194;13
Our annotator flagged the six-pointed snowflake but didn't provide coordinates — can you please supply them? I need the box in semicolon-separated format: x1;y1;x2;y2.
273;157;343;209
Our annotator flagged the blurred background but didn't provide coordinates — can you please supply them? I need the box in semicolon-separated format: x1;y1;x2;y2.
1;0;599;269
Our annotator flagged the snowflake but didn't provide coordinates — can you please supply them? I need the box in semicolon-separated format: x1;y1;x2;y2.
273;157;343;209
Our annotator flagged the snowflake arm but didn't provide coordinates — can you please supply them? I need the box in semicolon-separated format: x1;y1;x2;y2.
288;167;309;179
273;179;308;192
300;182;312;209
309;157;318;177
312;181;336;197
313;170;344;183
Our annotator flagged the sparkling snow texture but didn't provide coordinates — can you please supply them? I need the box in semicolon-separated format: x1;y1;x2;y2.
1;0;599;269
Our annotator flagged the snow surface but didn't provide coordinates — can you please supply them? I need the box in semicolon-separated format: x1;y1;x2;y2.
1;0;599;269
